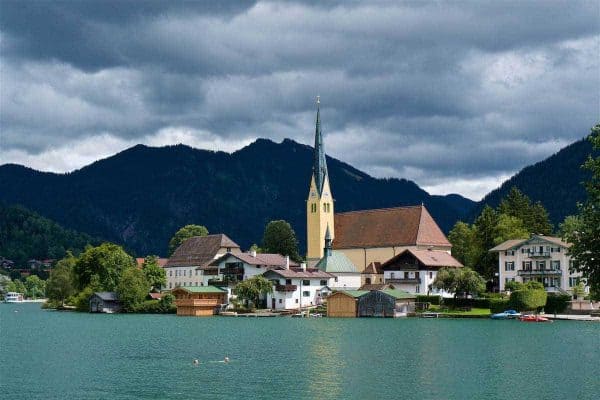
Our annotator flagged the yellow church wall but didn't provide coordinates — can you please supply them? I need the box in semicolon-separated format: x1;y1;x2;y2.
306;176;335;263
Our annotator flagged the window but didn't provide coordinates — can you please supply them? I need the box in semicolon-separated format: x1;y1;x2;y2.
551;260;561;270
505;250;515;256
320;280;327;286
569;277;579;287
505;261;515;271
302;280;310;286
311;203;317;213
390;272;395;279
365;278;371;284
169;270;172;277
505;277;515;283
195;282;198;286
278;299;282;304
227;247;231;253
415;285;420;293
169;282;172;289
522;261;532;270
303;291;310;297
334;277;338;282
295;299;299;303
537;261;546;270
429;272;433;279
285;279;292;285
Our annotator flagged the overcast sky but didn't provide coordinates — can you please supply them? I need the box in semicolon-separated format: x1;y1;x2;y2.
1;1;598;200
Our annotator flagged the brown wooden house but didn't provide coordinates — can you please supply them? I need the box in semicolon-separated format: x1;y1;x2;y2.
171;286;227;316
326;291;368;317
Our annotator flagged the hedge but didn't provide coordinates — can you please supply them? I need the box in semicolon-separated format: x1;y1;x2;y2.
509;289;547;312
489;298;511;313
544;294;571;314
441;298;491;309
415;295;441;305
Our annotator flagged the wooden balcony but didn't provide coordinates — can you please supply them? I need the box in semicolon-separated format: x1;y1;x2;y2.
275;284;297;292
176;298;221;307
527;251;551;258
517;269;561;276
386;278;421;284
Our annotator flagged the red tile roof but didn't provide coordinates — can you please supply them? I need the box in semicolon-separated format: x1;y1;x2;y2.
148;293;163;300
210;252;299;268
165;234;241;267
333;205;451;249
363;262;383;274
381;248;463;269
136;257;169;268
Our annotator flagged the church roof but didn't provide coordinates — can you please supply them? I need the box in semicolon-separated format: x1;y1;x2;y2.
165;234;240;267
313;98;328;196
315;250;359;274
333;205;451;249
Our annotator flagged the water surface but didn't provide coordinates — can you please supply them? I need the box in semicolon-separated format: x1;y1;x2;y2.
1;303;598;399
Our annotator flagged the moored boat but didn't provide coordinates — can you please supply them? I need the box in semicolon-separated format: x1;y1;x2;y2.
490;309;521;319
3;292;24;303
519;314;552;322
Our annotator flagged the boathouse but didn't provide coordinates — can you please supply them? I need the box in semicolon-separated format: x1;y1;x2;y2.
171;286;227;316
89;292;121;313
326;290;368;317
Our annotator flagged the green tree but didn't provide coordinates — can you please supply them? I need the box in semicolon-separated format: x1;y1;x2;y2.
117;268;150;312
448;221;479;268
454;268;486;297
141;255;166;291
46;252;77;306
261;220;301;262
431;268;458;294
498;187;553;235
504;280;524;292
558;215;582;239
566;124;600;295
73;243;135;291
168;225;209;255
493;214;529;245
233;275;273;309
8;279;27;295
509;288;547;311
24;275;46;299
473;206;499;279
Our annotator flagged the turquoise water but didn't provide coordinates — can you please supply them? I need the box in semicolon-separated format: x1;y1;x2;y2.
1;303;598;400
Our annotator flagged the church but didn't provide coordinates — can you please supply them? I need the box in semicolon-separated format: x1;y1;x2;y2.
307;98;462;290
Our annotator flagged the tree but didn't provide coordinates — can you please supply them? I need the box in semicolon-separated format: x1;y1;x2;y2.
46;252;76;306
117;268;150;312
498;187;552;235
454;268;486;297
473;206;499;279
24;275;46;299
509;287;547;311
168;225;209;255
73;243;135;291
448;221;479;268
558;215;582;239
504;280;523;292
566;124;600;295
493;214;529;245
233;275;273;309
141;255;166;291
261;220;301;262
431;268;458;294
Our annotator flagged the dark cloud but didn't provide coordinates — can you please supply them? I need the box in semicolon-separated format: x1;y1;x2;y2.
0;0;598;199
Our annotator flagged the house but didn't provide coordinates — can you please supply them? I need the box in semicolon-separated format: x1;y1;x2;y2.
89;292;121;313
315;227;362;290
262;267;334;310
490;235;588;295
380;248;463;295
0;258;15;269
362;262;383;286
326;290;368;317
135;257;168;269
209;250;298;287
164;234;241;290
304;99;453;271
171;286;228;316
356;289;416;317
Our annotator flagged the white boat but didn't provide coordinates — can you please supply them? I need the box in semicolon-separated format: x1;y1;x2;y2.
4;292;24;303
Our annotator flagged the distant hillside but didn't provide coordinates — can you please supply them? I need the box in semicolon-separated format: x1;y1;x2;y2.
0;203;98;267
477;137;597;225
0;139;474;256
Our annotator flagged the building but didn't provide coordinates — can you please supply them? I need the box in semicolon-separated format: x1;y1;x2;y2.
306;97;335;266
490;235;587;295
209;250;298;285
262;267;333;310
135;257;168;269
315;226;362;290
164;234;241;289
89;292;121;313
171;286;228;316
362;262;383;286
326;290;368;317
380;248;463;295
356;289;416;317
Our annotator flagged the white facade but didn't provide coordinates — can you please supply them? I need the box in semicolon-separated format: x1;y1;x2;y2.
329;273;362;291
263;270;332;310
494;236;587;295
383;269;440;295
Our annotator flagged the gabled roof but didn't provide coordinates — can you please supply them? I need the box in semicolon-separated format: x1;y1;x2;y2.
336;290;369;298
489;235;571;252
210;252;299;268
93;292;119;301
263;268;334;279
315;251;359;274
171;286;227;294
363;262;382;275
333;205;451;249
380;289;416;300
165;234;240;267
136;257;169;268
381;248;463;269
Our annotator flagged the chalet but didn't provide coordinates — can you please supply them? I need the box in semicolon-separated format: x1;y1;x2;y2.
381;248;462;295
315;227;361;290
164;234;241;289
262;268;333;310
209;250;298;286
171;286;228;316
89;292;121;313
326;290;368;317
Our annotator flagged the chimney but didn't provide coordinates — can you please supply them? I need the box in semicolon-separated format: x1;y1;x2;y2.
301;262;307;272
250;249;257;258
285;255;290;269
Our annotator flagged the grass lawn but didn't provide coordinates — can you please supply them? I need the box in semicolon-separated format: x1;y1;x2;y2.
426;305;491;317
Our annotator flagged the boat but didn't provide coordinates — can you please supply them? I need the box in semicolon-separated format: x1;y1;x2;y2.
490;310;521;319
519;314;552;322
4;292;24;303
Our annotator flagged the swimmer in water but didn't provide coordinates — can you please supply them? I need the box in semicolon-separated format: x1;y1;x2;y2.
224;357;230;363
193;359;199;366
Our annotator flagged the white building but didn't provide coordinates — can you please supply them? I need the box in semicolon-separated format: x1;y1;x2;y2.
164;234;241;289
209;251;298;283
380;248;463;296
314;227;362;290
262;268;334;310
490;235;587;295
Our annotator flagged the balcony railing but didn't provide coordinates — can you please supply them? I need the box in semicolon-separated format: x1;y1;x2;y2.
386;278;421;284
517;269;562;276
527;251;550;258
275;284;297;292
176;299;220;307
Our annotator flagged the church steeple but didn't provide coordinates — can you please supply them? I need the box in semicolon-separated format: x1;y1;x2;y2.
324;224;333;257
313;96;328;196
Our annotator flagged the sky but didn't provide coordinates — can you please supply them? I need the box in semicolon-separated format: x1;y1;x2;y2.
1;1;598;200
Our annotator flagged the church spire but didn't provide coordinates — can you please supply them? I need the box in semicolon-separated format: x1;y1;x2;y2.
324;224;332;256
313;96;328;196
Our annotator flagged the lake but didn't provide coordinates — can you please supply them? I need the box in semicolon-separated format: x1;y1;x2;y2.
1;303;598;400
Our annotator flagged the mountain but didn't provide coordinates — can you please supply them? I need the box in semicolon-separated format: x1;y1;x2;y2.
0;139;474;256
476;137;597;225
0;203;98;267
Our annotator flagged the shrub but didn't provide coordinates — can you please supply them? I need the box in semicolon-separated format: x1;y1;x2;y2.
132;299;176;314
442;298;490;309
489;298;511;313
544;294;571;314
416;295;441;305
509;289;547;312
